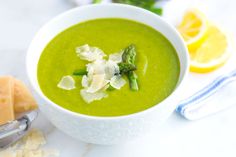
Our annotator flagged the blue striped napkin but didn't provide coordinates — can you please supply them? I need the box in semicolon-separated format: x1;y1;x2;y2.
176;70;236;120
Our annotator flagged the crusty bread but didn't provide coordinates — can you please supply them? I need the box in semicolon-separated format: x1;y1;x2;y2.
13;78;38;113
0;76;15;125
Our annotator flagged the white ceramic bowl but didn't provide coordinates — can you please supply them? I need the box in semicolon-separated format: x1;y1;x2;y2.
26;4;189;145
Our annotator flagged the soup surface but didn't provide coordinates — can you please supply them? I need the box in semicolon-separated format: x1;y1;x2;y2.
37;18;180;116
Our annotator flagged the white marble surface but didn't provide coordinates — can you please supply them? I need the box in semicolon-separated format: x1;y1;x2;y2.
1;0;236;156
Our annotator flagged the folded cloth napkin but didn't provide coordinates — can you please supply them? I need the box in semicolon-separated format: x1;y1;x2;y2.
176;70;236;120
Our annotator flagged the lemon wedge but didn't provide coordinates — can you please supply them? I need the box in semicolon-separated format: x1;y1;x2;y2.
190;25;231;73
178;9;231;73
178;9;208;52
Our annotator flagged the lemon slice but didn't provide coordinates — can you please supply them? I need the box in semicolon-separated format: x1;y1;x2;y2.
190;25;231;73
178;9;208;52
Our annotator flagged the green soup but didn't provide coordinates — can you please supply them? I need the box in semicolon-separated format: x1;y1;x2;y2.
37;18;180;117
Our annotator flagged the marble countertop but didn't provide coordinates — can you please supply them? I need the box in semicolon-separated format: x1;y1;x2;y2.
1;0;236;156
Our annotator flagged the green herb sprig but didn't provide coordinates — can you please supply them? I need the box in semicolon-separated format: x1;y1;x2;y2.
93;0;102;3
114;0;162;15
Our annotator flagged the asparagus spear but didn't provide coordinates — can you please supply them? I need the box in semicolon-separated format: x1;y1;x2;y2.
118;62;136;74
127;71;139;91
122;44;136;65
73;69;88;76
121;44;139;91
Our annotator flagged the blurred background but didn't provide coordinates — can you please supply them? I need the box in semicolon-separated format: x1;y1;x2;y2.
0;0;235;51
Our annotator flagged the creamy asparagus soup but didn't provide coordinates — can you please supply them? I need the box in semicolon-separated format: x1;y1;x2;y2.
37;18;180;117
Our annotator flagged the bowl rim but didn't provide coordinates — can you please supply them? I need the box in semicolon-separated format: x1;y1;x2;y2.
27;3;189;121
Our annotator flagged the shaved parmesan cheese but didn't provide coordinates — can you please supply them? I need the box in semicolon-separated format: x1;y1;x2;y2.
24;150;43;157
76;44;90;52
57;76;75;90
109;51;123;63
74;45;128;103
101;83;110;91
101;79;110;89
0;129;59;157
43;149;60;157
104;60;119;80
87;59;106;75
24;129;46;150
81;75;89;88
76;44;106;61
80;89;107;103
86;74;106;93
110;76;126;89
